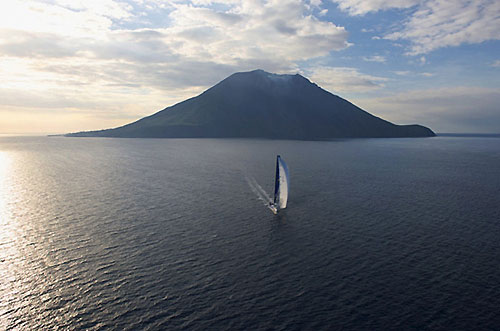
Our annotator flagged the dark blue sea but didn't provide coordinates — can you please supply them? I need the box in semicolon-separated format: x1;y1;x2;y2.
1;136;499;330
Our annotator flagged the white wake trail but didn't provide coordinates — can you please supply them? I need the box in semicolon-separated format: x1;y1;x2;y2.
246;176;274;211
251;177;272;202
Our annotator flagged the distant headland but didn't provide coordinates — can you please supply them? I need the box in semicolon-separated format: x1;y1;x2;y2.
66;69;435;139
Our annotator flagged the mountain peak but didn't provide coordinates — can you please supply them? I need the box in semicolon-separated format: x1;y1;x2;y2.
217;69;312;93
229;69;306;81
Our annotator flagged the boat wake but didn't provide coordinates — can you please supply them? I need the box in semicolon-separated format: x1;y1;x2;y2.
245;176;275;212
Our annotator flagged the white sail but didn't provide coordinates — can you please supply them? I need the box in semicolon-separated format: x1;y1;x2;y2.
274;155;290;210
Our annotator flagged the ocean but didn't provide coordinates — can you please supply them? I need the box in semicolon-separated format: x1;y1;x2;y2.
1;136;499;330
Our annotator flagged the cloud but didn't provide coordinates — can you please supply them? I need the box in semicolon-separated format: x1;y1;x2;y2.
166;0;350;64
1;1;350;79
307;66;389;93
362;55;386;63
356;87;500;133
309;0;323;6
0;0;131;38
492;60;500;67
319;9;328;16
332;0;500;55
331;0;419;16
0;29;80;58
385;0;500;55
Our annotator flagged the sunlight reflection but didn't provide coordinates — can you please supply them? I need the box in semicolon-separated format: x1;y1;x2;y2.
0;150;15;330
0;150;38;330
0;146;70;330
0;151;12;224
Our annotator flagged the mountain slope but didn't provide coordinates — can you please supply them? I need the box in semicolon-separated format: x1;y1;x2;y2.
67;69;435;139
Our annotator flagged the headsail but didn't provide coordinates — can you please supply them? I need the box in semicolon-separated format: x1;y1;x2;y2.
273;155;290;210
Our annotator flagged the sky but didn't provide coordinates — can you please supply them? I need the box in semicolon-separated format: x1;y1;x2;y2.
0;0;499;134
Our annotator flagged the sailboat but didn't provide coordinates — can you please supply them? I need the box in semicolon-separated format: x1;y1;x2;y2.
269;155;290;214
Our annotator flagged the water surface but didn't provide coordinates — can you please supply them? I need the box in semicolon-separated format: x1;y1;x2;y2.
1;136;499;330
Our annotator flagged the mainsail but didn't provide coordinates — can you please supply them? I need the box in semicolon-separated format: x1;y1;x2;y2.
273;155;290;210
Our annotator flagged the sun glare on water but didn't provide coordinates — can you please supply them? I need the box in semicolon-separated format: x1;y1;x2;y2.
0;151;12;223
0;150;33;330
0;151;15;329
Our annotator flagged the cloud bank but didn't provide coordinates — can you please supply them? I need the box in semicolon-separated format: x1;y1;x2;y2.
333;0;500;54
0;0;353;132
356;87;500;133
308;66;388;93
0;0;350;89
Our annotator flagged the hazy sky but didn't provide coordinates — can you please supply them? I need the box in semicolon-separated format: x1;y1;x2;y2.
1;0;499;134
